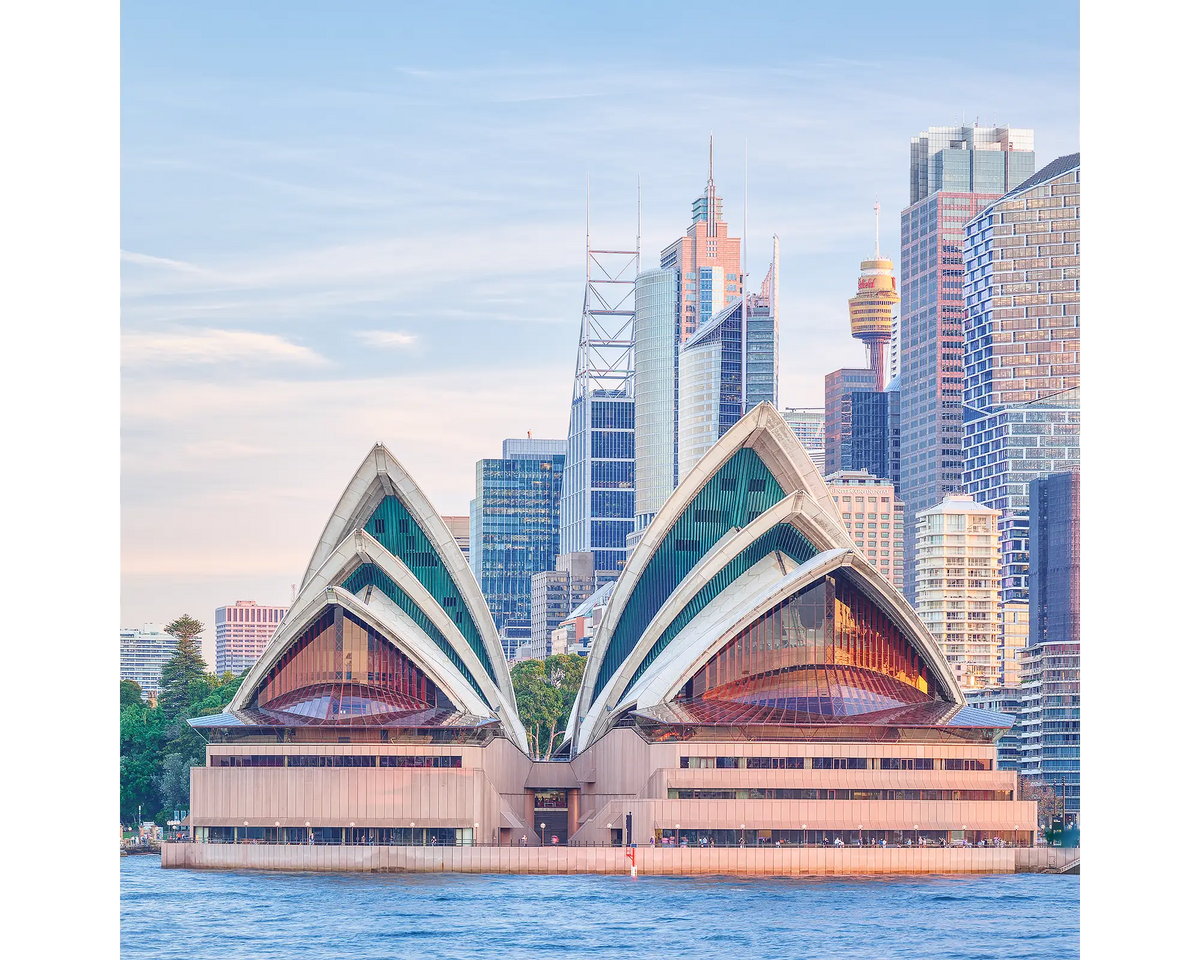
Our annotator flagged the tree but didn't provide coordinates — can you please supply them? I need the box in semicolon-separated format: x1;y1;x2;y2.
119;658;248;825
510;654;586;759
158;615;208;718
120;699;167;823
120;679;143;709
155;753;191;816
1018;775;1064;829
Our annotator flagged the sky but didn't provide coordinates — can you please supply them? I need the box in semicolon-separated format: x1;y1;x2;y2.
120;1;1080;663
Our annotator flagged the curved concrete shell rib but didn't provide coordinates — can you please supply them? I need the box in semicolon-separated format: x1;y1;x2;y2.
229;443;527;750
571;403;962;754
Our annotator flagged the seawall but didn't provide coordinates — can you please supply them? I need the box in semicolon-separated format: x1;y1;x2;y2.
160;843;1076;875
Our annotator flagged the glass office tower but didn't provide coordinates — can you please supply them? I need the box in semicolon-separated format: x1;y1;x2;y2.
560;392;636;573
962;155;1081;604
470;439;567;643
634;268;679;526
634;152;779;526
824;367;876;476
1021;471;1081;822
1028;471;1080;648
677;302;743;475
898;124;1035;602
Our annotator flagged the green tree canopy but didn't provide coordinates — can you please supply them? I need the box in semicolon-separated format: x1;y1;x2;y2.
155;753;192;816
510;654;586;759
120;679;143;709
164;614;205;643
158;614;208;718
119;666;248;825
120;699;168;823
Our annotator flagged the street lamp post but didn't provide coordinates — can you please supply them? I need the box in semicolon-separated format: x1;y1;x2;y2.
540;822;546;845
275;821;281;844
473;822;479;848
410;822;416;846
740;823;746;847
675;823;680;846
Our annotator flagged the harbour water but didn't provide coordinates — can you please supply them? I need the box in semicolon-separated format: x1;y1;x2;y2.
121;854;1079;959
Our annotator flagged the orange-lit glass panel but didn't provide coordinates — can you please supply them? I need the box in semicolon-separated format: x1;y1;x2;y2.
682;573;944;714
251;606;449;723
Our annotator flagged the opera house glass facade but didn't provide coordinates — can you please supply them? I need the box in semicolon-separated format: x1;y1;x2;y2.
185;411;1035;853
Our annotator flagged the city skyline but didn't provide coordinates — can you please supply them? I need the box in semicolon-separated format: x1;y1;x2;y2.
120;3;1080;640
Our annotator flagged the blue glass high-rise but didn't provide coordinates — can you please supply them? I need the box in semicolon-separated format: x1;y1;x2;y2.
898;125;1035;602
470;440;567;654
961;155;1081;604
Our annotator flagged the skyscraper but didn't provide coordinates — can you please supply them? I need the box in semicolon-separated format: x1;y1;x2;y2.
633;267;678;526
1018;641;1080;822
676;251;779;477
678;300;745;475
745;239;780;410
120;624;180;698
898;124;1035;602
781;407;825;474
529;551;619;658
962;155;1081;603
470;438;566;640
634;143;778;518
215;600;289;676
824;470;905;589
530;569;571;658
560;205;638;572
659;138;745;341
824;367;877;475
1019;469;1080;819
1028;471;1080;647
910;126;1036;203
913;495;1003;692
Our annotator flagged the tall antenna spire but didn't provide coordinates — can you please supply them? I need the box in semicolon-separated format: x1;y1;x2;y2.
742;137;749;412
709;132;714;184
637;175;641;266
874;199;881;259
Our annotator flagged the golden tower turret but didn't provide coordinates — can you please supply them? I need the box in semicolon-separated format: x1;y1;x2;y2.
849;201;900;390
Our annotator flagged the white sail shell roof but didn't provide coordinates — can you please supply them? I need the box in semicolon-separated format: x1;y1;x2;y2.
230;444;526;749
570;403;961;753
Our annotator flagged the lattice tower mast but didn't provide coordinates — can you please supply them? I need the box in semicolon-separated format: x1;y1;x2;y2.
573;177;640;400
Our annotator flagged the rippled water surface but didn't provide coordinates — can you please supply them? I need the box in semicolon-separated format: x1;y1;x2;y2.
121;854;1078;960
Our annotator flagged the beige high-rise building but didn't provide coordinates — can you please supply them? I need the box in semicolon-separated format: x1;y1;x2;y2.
659;137;743;343
442;515;470;566
824;470;904;591
913;496;1002;691
215;600;289;676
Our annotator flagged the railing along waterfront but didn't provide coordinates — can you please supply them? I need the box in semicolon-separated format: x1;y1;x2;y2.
167;837;1040;849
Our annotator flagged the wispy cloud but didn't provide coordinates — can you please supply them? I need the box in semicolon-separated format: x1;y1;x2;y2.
355;330;418;348
120;249;211;275
122;328;328;367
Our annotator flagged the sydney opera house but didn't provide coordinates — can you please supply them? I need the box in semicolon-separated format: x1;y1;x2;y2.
184;405;1035;854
